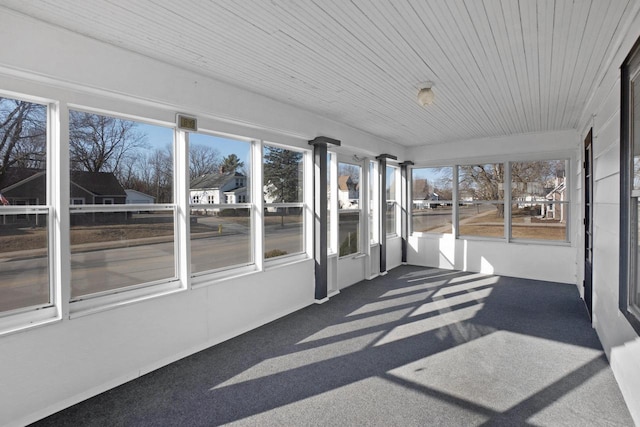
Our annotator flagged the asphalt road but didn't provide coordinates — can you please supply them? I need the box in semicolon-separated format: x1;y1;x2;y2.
0;225;303;312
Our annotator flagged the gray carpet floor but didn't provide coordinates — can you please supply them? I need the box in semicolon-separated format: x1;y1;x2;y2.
32;266;634;426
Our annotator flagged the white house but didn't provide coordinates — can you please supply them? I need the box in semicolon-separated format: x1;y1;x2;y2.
125;189;155;205
190;172;247;211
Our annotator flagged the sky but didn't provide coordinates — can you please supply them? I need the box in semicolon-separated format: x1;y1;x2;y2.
412;166;452;185
138;123;250;164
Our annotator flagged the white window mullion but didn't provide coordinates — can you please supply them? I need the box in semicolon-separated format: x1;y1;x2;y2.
453;165;459;238
55;101;70;319
505;161;512;242
254;139;264;271
176;129;190;289
304;149;314;259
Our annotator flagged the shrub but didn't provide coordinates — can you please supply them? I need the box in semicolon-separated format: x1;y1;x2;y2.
265;248;288;259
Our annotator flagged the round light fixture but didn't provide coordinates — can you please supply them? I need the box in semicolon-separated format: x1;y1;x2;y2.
417;82;435;106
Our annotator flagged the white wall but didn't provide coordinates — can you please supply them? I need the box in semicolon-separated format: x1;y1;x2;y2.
0;10;405;427
576;5;640;423
405;129;579;284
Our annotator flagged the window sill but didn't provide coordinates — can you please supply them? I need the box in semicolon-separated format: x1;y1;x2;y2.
69;280;185;319
621;308;640;336
339;252;366;260
264;253;310;270
192;264;259;288
0;306;60;337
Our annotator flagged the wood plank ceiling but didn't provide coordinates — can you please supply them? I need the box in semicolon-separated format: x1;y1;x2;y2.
0;0;635;146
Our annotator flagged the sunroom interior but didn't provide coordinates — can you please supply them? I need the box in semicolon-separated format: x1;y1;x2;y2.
1;1;640;425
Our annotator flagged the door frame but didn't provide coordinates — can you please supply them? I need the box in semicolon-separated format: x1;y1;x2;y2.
584;128;593;318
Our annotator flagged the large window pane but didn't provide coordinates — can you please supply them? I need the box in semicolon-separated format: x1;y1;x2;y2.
386;166;397;235
191;208;251;272
69;110;175;298
369;161;378;244
339;211;360;256
511;160;567;241
189;134;250;203
0;97;49;313
69;110;174;203
263;145;303;203
0;211;49;312
264;208;303;258
412;167;453;233
189;134;252;272
70;210;175;299
458;164;504;238
339;162;361;256
263;144;304;259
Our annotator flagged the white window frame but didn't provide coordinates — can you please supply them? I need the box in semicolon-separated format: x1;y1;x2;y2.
409;160;571;245
386;164;400;237
187;130;255;281
262;141;308;264
338;159;363;258
0;92;58;335
67;106;181;317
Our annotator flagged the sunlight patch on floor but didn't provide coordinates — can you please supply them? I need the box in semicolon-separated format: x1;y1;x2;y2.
411;288;492;317
211;331;385;390
406;271;462;283
374;303;485;346
431;276;498;297
298;306;413;344
378;280;447;299
386;331;603;412
447;272;492;284
347;289;438;316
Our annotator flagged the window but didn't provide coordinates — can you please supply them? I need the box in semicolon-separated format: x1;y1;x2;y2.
327;152;336;253
69;109;176;301
621;37;640;332
386;165;398;236
0;96;49;314
411;167;453;234
263;144;304;259
458;164;505;238
338;162;361;256
369;160;379;244
510;160;568;241
189;133;252;273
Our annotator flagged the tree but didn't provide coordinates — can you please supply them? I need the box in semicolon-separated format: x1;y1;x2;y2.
189;144;221;180
69;111;147;174
263;146;302;226
0;98;46;187
220;153;244;174
263;146;302;203
458;164;505;216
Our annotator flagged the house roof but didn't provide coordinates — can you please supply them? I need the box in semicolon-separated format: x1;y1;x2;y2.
1;167;126;198
70;170;126;196
338;175;359;192
191;172;244;190
0;167;43;190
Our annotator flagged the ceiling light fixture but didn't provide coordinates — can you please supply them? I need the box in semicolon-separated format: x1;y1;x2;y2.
417;82;435;106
